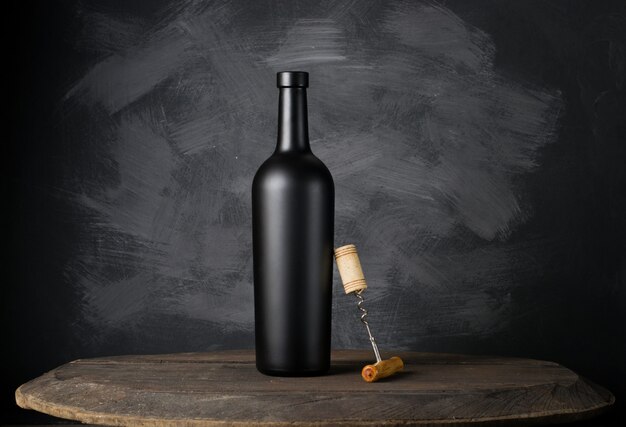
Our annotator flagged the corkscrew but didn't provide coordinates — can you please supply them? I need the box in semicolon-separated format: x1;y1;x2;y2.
334;244;404;382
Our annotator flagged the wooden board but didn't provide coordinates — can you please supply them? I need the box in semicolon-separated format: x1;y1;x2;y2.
15;350;614;426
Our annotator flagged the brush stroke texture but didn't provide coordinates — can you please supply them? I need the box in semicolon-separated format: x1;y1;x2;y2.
61;0;561;351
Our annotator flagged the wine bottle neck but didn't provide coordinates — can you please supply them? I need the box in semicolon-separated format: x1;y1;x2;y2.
276;87;310;153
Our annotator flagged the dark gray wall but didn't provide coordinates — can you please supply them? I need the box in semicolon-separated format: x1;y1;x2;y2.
6;0;625;424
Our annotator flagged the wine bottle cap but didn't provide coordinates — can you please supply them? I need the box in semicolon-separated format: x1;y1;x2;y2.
277;71;309;88
334;244;368;294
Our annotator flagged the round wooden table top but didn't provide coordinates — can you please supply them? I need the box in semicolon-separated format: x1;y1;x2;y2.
15;349;614;426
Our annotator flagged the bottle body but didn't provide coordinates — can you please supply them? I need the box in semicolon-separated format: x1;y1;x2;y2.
252;72;334;375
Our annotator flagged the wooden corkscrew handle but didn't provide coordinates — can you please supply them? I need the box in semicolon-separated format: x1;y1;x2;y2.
362;357;405;382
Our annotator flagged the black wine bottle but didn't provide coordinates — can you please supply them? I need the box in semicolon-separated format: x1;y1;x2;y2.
252;71;334;376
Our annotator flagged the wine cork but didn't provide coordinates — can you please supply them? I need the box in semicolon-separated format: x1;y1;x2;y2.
334;244;367;294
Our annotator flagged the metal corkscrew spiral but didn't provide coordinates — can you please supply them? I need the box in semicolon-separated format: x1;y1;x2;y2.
355;290;382;363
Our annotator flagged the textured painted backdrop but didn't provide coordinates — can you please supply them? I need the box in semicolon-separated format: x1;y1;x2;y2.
7;0;626;424
62;0;564;350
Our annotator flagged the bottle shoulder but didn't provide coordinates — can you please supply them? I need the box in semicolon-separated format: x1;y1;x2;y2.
253;152;334;189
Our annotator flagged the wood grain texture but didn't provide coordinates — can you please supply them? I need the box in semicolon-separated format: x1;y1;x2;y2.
15;350;614;426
